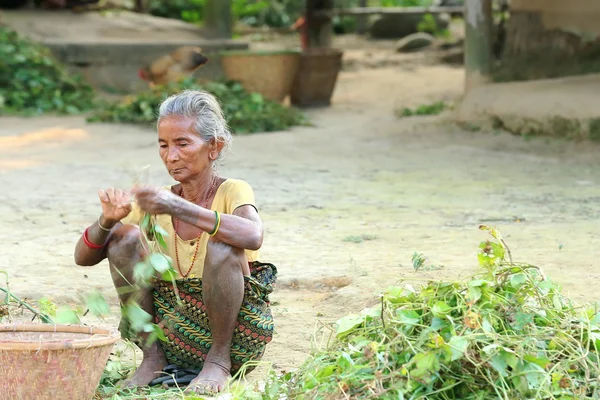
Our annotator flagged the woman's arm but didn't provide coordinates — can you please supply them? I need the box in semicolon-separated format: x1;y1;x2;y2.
74;215;121;266
132;186;264;251
74;188;132;266
174;200;263;250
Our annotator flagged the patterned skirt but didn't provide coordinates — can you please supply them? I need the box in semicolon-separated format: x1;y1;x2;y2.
151;261;277;375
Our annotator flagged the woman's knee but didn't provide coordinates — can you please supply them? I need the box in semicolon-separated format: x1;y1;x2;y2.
107;224;143;264
205;239;245;270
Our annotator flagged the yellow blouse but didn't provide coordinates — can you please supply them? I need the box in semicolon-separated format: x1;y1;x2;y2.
120;178;259;279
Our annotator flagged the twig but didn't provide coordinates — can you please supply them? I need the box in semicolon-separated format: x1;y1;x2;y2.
0;287;54;324
380;294;386;330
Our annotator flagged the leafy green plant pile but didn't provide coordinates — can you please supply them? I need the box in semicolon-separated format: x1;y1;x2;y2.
0;27;95;115
88;78;307;134
239;226;600;399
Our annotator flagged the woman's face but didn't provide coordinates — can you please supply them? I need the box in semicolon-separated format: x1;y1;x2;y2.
157;115;215;182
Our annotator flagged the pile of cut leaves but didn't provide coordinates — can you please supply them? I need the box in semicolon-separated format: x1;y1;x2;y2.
88;78;308;134
238;226;600;399
0;27;95;115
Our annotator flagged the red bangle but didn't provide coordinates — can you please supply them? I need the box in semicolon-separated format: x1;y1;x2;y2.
82;227;107;249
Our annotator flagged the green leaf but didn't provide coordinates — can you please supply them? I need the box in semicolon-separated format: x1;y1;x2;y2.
490;353;508;377
502;350;518;369
337;352;355;371
55;306;80;324
133;261;155;285
523;361;548;389
511;312;534;331
85;291;110;318
315;364;337;379
430;317;448;331
431;301;451;318
384;286;414;304
481;317;494;333
524;354;551;369
37;297;57;317
153;224;169;250
360;306;381;319
397;310;421;326
467;286;482;303
447;336;469;361
124;302;153;333
411;352;440;378
140;213;151;233
149;253;172;273
510;273;527;288
336;314;365;337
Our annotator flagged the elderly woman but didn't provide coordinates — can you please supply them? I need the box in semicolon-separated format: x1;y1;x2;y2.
73;90;277;394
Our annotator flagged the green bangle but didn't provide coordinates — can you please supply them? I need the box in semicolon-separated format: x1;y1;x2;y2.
208;211;220;236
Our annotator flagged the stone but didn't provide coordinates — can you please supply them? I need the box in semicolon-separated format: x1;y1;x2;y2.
369;13;450;39
396;32;436;52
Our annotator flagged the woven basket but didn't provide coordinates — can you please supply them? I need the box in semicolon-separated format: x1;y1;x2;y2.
290;48;344;108
0;324;120;400
220;50;302;103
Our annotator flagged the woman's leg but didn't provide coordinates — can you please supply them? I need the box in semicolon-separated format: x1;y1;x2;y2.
107;224;168;386
186;239;247;393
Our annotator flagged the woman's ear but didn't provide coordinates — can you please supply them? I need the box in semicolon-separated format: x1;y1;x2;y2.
209;139;225;161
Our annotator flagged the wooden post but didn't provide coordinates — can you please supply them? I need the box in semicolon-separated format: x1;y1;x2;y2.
204;0;232;39
134;0;145;13
464;0;493;91
356;0;368;35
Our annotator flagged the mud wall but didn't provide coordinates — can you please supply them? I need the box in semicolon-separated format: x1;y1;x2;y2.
495;0;600;82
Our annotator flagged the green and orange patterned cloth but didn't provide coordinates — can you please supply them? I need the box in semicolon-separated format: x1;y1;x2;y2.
151;261;277;375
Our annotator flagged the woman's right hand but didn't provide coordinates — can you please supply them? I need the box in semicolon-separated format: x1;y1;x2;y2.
98;188;132;223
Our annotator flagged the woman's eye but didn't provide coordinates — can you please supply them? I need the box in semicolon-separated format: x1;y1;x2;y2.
159;145;167;149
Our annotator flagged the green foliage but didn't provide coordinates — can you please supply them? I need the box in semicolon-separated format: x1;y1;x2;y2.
236;225;600;399
149;0;302;28
417;13;451;38
398;101;447;117
380;0;435;6
0;27;95;116
89;78;308;134
148;0;205;23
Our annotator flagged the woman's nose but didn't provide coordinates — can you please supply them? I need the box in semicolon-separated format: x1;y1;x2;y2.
167;147;179;161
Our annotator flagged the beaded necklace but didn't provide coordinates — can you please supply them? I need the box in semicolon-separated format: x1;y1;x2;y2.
173;176;217;278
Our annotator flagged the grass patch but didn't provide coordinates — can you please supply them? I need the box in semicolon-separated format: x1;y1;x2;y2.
88;78;309;134
397;101;447;117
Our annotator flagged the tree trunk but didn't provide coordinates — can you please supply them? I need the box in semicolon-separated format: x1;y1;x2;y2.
204;0;232;39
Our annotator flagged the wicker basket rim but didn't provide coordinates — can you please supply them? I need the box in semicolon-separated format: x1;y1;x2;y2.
220;49;302;57
0;324;120;351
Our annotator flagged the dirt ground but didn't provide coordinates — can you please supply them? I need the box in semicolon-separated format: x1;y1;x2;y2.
2;52;600;389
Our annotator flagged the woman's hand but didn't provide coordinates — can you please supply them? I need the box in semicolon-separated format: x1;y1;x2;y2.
98;188;132;223
131;186;180;216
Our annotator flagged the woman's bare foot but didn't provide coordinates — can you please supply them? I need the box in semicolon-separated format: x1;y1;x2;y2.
122;355;169;388
184;361;231;394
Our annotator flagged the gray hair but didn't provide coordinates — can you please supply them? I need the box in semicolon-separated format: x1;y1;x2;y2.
157;90;232;161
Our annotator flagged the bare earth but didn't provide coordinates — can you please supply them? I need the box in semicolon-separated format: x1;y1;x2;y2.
1;62;600;387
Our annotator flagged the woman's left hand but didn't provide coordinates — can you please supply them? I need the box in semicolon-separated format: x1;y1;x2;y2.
131;186;180;216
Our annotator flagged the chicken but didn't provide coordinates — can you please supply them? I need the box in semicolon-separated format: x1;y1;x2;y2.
138;46;209;87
